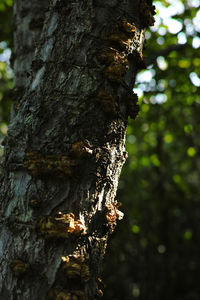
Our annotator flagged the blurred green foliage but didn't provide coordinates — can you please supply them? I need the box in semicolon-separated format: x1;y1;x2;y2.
0;0;13;46
0;0;13;153
0;1;200;299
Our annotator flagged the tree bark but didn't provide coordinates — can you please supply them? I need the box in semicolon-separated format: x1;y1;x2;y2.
0;0;155;299
11;0;49;119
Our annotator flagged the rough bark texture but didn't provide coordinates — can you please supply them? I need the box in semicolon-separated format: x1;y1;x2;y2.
0;0;155;299
10;0;49;119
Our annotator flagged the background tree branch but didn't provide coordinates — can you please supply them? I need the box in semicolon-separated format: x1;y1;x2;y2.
145;43;187;66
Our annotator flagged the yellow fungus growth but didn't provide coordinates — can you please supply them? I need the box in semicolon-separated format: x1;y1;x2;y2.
39;212;86;239
10;259;29;276
97;277;105;297
110;18;136;38
48;289;88;300
106;202;124;226
24;150;77;176
98;47;126;65
98;46;128;82
70;141;93;158
97;289;103;297
109;18;136;51
98;18;136;82
96;90;118;115
121;17;136;35
105;59;128;82
109;32;133;51
62;254;90;283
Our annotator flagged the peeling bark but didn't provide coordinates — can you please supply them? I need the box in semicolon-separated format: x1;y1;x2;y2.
0;0;155;299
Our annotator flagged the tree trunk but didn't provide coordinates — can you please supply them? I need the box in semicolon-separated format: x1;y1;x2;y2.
11;0;49;119
0;0;155;299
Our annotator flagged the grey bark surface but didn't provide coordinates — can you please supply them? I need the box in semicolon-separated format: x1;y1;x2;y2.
0;0;154;299
11;0;49;119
